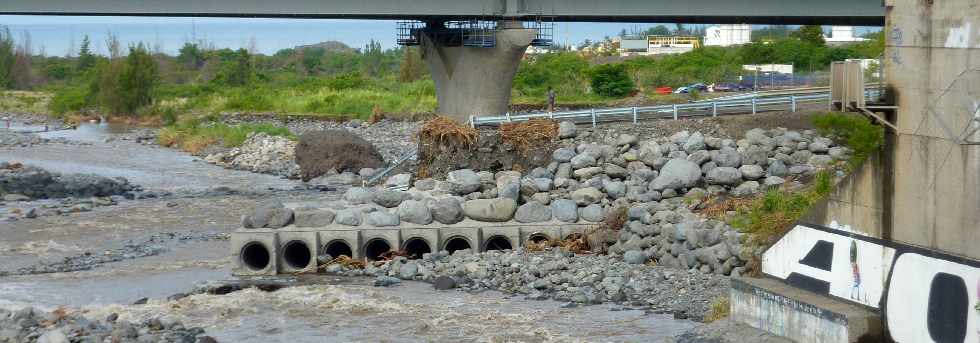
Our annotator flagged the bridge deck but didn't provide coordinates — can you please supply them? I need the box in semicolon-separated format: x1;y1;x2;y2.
1;0;884;25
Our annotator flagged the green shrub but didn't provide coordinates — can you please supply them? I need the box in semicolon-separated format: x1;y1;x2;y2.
221;88;275;112
49;86;89;114
214;49;254;87
590;64;634;97
811;112;884;169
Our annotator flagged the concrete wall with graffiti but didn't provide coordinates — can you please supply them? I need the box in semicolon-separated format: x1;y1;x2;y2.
764;223;980;342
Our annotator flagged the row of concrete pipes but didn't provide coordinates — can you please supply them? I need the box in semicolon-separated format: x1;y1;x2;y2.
231;223;597;276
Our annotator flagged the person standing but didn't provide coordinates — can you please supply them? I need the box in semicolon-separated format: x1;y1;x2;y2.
547;87;556;113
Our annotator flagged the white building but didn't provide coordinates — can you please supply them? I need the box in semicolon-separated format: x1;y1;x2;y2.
743;64;795;74
824;26;870;46
703;24;752;47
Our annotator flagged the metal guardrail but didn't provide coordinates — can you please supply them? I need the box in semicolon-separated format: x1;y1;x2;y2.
471;88;880;127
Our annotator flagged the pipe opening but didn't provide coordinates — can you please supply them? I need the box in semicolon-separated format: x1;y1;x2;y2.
282;240;312;269
484;235;513;251
364;238;392;261
528;233;551;245
324;240;353;259
241;242;271;271
443;236;472;254
403;237;432;259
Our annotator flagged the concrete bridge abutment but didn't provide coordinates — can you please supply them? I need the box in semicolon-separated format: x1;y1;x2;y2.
421;22;536;123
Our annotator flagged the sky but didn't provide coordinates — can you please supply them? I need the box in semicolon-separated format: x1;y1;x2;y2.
0;15;881;56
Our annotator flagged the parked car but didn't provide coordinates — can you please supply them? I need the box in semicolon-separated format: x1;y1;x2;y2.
689;83;708;91
713;82;742;92
655;86;673;94
673;86;690;94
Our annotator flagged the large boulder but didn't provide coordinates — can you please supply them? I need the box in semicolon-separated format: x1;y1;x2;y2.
397;200;433;224
293;209;336;227
552;148;577;163
571;187;604;206
570;154;597;169
367;211;400;227
712;148;742;168
623;250;648;264
373;190;410;208
579;204;606;222
551;199;579;222
558;121;577;138
446;169;482;195
295;130;384;181
739;165;765;180
247;201;294;229
650;159;701;191
682;132;706;153
705;167;742;185
732;181;761;197
514;202;552;223
430;198;464;224
463;198;517;222
334;209;362;226
344;187;376;204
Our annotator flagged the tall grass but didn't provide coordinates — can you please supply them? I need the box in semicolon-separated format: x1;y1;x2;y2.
729;171;834;245
157;119;294;154
0;91;50;114
704;296;731;322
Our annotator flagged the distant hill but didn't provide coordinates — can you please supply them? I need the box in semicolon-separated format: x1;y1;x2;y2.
293;41;356;54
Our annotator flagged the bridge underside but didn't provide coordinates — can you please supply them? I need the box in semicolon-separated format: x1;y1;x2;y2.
0;0;885;26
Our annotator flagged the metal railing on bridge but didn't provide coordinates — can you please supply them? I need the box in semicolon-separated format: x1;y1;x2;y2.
470;87;880;127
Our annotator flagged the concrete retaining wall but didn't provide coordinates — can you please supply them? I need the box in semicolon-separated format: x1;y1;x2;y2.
731;277;881;343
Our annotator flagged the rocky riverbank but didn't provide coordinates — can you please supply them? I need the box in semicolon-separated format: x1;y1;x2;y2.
244;124;848;273
0;162;143;222
0;306;213;343
323;248;730;321
204;133;300;178
220;115;420;163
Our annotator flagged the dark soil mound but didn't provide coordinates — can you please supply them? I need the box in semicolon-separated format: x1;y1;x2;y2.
295;130;385;181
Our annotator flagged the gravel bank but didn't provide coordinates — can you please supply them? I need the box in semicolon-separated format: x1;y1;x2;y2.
0;306;212;343
220;116;420;163
320;248;729;321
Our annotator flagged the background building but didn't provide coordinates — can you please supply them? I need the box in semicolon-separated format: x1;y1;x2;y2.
703;24;752;47
824;26;869;45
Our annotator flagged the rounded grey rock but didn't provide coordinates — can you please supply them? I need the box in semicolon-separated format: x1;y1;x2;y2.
367;211;400;227
334;209;362;226
738;165;765;180
397;200;433;225
428;198;463;224
373;190;410;208
579;204;606;222
551;199;579;223
514;202;553;223
705;167;742;186
463;198;517;222
623;250;648;264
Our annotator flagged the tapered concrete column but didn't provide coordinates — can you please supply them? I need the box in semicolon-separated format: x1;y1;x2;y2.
421;23;535;123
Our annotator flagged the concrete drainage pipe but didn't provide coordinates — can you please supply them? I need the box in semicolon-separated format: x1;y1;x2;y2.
241;242;272;271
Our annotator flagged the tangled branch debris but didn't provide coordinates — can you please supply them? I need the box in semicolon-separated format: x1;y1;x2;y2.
499;119;558;153
318;255;366;271
418;116;478;147
696;196;756;219
556;233;591;254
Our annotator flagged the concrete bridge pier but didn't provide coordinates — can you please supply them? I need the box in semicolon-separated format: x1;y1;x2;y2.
421;21;536;123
